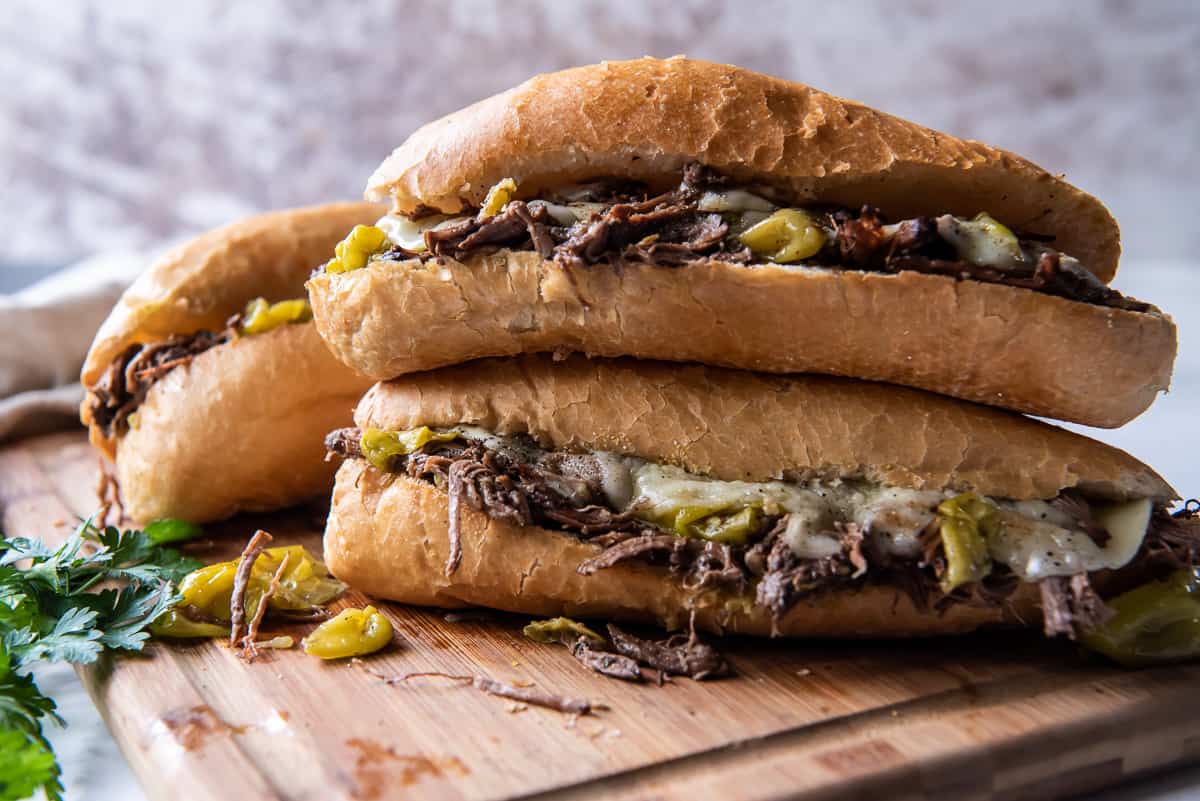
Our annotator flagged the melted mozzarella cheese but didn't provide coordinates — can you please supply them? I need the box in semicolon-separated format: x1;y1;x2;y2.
447;429;1154;579
377;213;471;252
630;464;828;519
988;498;1152;580
852;487;946;558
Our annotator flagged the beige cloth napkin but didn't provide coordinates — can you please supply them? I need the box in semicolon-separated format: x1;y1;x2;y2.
0;254;144;441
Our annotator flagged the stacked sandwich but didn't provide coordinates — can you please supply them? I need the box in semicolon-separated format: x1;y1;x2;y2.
82;58;1197;664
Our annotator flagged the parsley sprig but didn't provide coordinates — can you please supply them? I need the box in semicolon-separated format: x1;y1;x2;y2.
0;520;202;801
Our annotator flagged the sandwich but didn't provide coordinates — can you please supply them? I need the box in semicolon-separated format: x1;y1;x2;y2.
323;355;1199;662
81;203;379;523
307;57;1176;428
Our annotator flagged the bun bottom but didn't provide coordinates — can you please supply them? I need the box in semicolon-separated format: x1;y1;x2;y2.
115;323;372;523
325;460;1041;638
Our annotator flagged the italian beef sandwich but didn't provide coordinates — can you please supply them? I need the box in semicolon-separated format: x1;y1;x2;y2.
308;56;1176;428
324;355;1200;665
80;203;379;523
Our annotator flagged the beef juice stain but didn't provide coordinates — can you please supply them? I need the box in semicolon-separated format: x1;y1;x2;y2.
156;705;248;751
345;738;468;800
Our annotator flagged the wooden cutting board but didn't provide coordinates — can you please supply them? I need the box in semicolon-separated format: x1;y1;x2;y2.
3;431;1199;801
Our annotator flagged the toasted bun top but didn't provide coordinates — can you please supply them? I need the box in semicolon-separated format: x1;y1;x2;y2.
80;202;382;387
356;355;1174;503
367;57;1119;282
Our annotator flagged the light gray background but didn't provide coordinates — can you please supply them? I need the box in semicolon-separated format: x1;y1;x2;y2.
2;0;1198;267
3;2;1199;800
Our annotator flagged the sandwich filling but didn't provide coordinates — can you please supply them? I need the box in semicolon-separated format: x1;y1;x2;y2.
323;164;1151;313
326;425;1200;663
85;297;311;438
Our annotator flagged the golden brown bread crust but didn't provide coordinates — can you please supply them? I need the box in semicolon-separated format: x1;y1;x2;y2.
78;203;381;521
367;57;1120;282
325;462;1041;638
309;252;1177;430
118;323;370;523
354;355;1175;503
80;201;382;388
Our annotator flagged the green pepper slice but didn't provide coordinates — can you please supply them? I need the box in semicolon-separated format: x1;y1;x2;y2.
936;493;997;593
359;427;461;471
239;297;312;335
1081;569;1200;667
523;617;606;647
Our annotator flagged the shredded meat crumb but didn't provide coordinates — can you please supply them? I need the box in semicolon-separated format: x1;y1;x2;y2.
358;663;600;715
606;623;730;680
229;529;272;651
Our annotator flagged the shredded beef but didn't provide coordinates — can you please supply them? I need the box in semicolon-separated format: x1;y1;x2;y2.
576;534;684;574
369;164;1150;312
569;638;643;682
1039;573;1113;639
1133;504;1200;572
1050;493;1111;547
755;530;854;621
85;325;236;437
325;429;1196;638
606;624;730;680
325;427;362;461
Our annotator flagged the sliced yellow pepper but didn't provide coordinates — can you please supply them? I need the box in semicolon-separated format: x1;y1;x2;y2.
936;493;997;593
302;605;393;659
359;427;461;472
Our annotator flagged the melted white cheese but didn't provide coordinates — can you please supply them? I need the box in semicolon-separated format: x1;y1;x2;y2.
697;190;776;213
450;430;1152;580
987;498;1151;580
630;464;825;519
935;214;1024;271
376;213;471;252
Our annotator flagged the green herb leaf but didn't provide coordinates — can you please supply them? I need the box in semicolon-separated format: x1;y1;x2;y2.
0;518;204;801
143;518;206;546
0;727;61;801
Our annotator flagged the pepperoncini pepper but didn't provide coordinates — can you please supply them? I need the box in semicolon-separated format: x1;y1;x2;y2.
151;545;344;638
359;427;462;472
936;493;998;593
636;503;762;546
523;617;606;647
1081;569;1200;667
480;178;517;218
324;224;388;274
239;297;312;335
690;506;762;545
149;611;229;639
738;208;826;263
302;605;393;659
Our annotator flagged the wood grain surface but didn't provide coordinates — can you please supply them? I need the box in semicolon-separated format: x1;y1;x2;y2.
3;431;1198;801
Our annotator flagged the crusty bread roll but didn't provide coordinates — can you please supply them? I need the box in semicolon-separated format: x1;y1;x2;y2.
368;57;1118;282
81;203;381;522
81;202;381;389
311;58;1178;427
323;355;1174;637
117;322;367;523
308;252;1177;429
